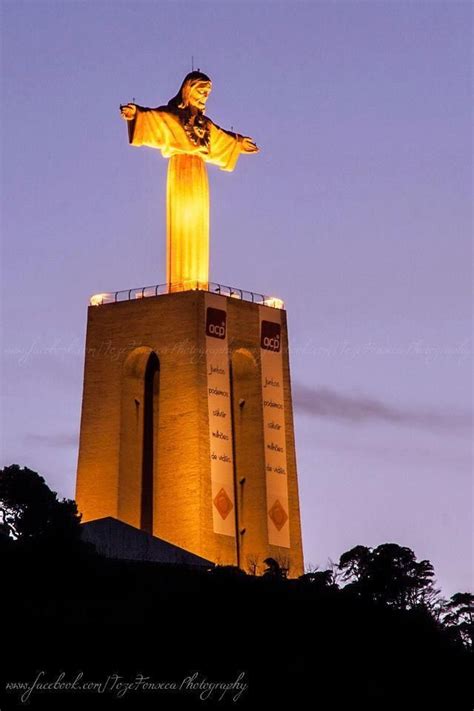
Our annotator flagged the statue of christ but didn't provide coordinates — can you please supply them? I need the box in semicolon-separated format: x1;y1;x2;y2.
120;71;259;291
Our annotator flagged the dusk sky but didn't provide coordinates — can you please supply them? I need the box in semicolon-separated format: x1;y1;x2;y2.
1;0;472;594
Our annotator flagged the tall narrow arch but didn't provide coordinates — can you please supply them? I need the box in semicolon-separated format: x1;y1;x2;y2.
118;347;160;532
141;352;159;533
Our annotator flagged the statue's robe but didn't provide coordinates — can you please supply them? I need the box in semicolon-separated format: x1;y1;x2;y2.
127;105;243;290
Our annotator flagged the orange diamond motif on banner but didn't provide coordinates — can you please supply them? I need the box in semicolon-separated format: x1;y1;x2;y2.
213;487;233;520
268;499;288;531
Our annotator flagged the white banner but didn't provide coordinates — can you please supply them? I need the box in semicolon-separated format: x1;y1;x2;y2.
259;307;290;548
205;293;235;537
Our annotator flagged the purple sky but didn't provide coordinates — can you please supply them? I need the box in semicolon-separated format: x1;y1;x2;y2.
1;1;472;594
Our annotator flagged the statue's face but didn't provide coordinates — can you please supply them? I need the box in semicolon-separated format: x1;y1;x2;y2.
187;81;212;112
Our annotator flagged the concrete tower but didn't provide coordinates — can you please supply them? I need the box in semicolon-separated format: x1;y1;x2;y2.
76;287;304;576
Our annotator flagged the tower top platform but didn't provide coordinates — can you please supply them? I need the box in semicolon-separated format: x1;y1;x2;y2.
89;281;285;311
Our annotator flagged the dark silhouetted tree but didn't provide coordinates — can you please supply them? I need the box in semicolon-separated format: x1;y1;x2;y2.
0;464;82;548
299;569;336;590
246;553;261;576
263;557;288;579
339;543;438;610
339;544;372;583
442;592;474;649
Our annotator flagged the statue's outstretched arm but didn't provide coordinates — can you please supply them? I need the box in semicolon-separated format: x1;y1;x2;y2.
120;103;167;149
239;135;259;154
216;125;259;155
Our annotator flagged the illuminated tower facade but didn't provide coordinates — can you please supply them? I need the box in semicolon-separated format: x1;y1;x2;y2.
76;286;304;576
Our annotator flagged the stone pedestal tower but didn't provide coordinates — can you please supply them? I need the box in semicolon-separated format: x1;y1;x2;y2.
76;286;304;576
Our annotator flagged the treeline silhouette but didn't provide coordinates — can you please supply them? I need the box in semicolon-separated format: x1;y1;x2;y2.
1;464;472;710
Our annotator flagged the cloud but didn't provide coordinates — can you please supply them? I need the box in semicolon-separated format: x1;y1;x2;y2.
24;433;78;448
292;384;472;433
20;386;472;450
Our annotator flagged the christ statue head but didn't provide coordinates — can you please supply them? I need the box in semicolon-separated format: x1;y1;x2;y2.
168;71;212;113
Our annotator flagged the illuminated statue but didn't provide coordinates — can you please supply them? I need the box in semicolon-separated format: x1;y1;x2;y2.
120;71;259;290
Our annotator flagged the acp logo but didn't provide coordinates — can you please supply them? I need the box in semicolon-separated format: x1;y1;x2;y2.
261;320;281;352
206;307;227;339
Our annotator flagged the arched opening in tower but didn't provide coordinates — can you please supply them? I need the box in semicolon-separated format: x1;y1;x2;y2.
141;352;160;534
119;347;160;532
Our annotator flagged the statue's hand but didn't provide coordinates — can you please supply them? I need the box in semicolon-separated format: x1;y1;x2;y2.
120;103;137;121
240;136;259;154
